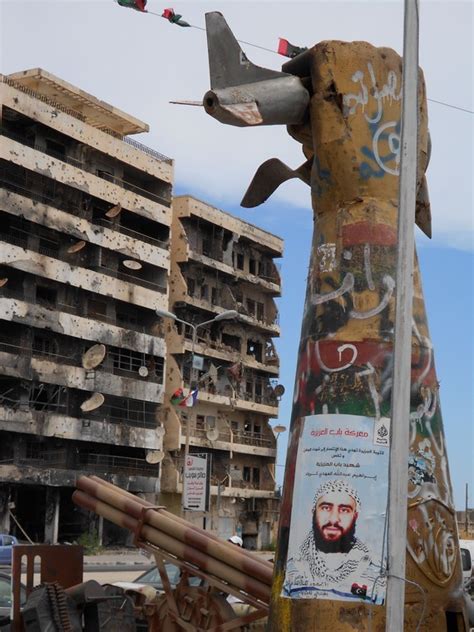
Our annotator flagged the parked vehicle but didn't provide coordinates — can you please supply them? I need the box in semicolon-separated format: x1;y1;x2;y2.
0;535;18;566
114;562;201;593
0;571;26;628
460;539;474;594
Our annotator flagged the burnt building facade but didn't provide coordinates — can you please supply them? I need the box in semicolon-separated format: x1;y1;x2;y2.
0;69;172;544
161;196;283;549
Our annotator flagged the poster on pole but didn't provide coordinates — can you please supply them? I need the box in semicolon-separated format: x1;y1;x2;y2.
183;454;209;512
283;414;390;604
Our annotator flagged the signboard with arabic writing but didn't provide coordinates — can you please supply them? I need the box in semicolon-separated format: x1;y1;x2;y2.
183;454;209;512
283;414;389;604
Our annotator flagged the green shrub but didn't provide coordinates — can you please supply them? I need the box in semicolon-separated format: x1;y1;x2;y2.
77;530;101;555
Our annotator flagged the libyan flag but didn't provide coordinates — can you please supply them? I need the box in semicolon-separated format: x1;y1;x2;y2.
117;0;147;12
170;387;199;407
277;38;307;58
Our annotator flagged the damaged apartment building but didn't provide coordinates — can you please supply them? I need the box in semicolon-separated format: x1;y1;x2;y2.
0;69;172;544
161;196;283;549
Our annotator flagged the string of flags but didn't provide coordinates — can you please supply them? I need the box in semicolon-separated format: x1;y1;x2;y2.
114;1;306;56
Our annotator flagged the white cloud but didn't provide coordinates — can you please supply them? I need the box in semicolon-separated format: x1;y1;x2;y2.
1;1;472;249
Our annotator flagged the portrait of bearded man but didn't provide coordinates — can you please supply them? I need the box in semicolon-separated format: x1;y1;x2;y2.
284;479;384;600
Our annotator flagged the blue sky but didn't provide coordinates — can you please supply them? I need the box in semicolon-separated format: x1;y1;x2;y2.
1;0;472;508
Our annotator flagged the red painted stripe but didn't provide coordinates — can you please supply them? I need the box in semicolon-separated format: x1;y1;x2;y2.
342;222;397;246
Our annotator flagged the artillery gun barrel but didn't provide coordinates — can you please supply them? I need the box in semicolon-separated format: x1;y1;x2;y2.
89;476;273;571
72;487;271;603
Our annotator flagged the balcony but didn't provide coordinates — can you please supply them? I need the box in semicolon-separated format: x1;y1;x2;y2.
0;125;172;207
164;457;276;499
187;426;275;453
0;227;167;296
1;450;159;477
0;170;169;251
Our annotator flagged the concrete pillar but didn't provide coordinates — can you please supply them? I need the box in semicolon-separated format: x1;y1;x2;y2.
44;487;60;544
97;515;104;547
0;487;11;534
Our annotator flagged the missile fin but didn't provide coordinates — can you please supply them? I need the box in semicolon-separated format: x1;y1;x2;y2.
205;12;285;90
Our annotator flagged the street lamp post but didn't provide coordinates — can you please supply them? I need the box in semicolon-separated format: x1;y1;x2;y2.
156;308;240;517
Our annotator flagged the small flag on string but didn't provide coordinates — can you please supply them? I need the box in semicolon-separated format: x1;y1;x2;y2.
117;0;147;12
179;388;199;408
277;38;307;59
162;8;191;27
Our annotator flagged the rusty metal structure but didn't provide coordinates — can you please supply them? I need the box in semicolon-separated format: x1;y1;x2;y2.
73;475;272;630
201;11;468;632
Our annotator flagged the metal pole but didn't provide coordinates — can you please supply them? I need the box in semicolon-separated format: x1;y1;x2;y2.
182;323;196;517
386;1;419;629
466;483;469;535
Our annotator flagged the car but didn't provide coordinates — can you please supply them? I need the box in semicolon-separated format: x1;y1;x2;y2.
460;539;474;595
114;562;202;594
0;571;26;628
0;535;18;566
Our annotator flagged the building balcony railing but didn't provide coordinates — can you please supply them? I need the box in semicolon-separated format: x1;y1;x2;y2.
187;246;281;286
171;458;274;493
0;229;167;295
2;76;173;164
0;290;152;338
0;339;164;385
77;452;159;476
0;175;170;250
2;451;159;476
1;126;171;207
194;382;278;409
187;426;275;449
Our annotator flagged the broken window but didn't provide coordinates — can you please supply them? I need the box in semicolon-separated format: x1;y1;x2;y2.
36;285;57;309
236;253;244;270
222;333;241;352
211;287;218;305
231;421;239;432
206;416;216;429
252;467;260;486
187;278;195;297
256;302;265;321
87;298;107;319
246;299;255;317
249;258;259;275
196;415;205;431
32;333;58;358
45;139;66;159
97;169;114;183
247;339;263;362
200;284;209;300
243;466;251;482
202;237;212;257
38;234;60;258
112;348;143;374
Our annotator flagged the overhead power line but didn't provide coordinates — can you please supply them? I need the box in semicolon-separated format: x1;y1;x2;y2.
118;2;474;115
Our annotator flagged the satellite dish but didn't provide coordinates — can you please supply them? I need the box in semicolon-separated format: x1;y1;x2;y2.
123;260;142;270
274;384;286;398
105;203;122;218
80;392;105;412
138;366;149;377
0;278;8;287
67;240;86;254
82;344;106;370
145;450;164;464
274;425;287;435
206;428;220;441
